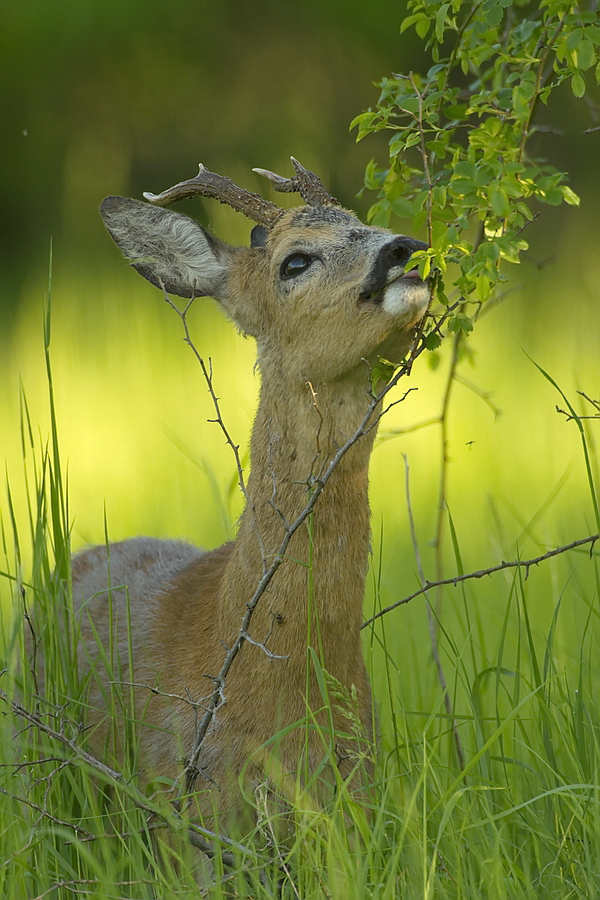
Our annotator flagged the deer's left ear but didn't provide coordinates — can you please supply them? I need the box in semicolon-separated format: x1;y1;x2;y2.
100;197;239;299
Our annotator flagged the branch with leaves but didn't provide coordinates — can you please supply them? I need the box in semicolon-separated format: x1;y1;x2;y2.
353;0;599;620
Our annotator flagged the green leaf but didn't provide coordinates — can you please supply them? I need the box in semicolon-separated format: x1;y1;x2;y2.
400;13;428;35
391;197;416;218
416;17;431;39
370;358;397;392
428;351;442;371
435;4;450;42
586;24;600;46
445;103;468;120
448;313;474;336
489;185;510;218
425;332;442;351
561;185;580;206
576;39;596;71
350;111;380;141
482;0;503;27
368;200;391;228
566;27;585;52
363;159;382;190
571;71;586;97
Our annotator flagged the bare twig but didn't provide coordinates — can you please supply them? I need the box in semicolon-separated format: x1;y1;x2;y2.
557;391;600;422
243;633;290;660
30;879;155;900
109;680;212;710
0;690;124;784
162;291;269;573
363;532;599;629
0;688;261;871
181;328;432;797
0;785;95;838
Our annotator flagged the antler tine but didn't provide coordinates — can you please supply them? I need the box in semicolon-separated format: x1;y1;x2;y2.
253;157;341;208
143;164;283;228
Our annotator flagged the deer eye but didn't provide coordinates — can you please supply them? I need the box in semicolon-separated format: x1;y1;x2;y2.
281;253;313;280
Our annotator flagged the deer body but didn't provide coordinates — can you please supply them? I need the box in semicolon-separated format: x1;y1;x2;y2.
73;162;430;829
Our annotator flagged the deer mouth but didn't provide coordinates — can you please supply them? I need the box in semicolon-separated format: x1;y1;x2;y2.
400;267;423;280
358;267;424;304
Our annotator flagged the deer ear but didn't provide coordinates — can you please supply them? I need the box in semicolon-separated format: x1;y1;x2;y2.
100;196;236;299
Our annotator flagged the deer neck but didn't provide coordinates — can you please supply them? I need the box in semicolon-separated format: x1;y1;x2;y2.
218;369;378;675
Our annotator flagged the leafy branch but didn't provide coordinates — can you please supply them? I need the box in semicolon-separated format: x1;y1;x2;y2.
353;0;598;611
353;0;593;314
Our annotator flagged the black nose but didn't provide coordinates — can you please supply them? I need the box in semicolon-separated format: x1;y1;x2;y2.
358;236;429;302
381;236;428;269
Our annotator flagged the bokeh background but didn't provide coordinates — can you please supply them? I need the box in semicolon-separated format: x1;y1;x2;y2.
2;0;600;714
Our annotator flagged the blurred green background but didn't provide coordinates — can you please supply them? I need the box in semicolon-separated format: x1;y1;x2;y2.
2;0;600;710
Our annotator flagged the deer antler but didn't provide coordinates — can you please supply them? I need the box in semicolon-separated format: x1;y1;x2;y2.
143;158;340;226
143;164;283;228
253;157;341;207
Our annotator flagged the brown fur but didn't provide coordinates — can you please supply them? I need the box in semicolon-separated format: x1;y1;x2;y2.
72;186;430;834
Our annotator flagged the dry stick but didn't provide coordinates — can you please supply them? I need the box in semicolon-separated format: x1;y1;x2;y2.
4;692;125;784
180;323;438;798
167;297;248;499
0;785;96;839
409;74;434;248
0;688;258;870
30;879;155;900
163;293;268;574
362;532;599;629
403;456;465;769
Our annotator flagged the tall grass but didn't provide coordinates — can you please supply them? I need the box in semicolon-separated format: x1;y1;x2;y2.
1;262;599;897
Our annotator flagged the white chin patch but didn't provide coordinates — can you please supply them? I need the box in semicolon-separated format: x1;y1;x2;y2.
382;280;430;326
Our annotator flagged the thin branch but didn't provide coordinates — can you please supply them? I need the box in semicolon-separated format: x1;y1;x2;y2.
557;407;600;422
30;879;155;900
108;680;211;710
409;74;434;246
378;415;441;441
557;391;600;422
0;785;95;838
0;690;124;784
0;687;261;871
362;532;599;628
181;329;432;797
243;633;290;660
162;291;269;572
163;295;247;497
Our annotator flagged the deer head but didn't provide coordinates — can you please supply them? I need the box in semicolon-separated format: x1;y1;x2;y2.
100;159;430;386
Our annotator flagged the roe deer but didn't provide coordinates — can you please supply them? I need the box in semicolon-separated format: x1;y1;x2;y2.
73;158;430;833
